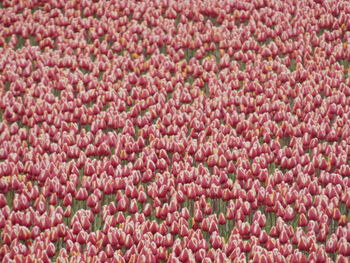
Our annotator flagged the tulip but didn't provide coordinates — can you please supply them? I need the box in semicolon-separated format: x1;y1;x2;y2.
1;2;350;261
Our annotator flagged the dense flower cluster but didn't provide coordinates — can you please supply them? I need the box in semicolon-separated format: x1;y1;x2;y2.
1;0;350;262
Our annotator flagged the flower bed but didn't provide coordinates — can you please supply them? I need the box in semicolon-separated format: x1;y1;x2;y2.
0;0;350;262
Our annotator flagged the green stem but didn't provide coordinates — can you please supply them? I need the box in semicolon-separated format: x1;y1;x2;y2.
248;213;252;224
292;214;299;230
213;198;218;214
189;199;194;217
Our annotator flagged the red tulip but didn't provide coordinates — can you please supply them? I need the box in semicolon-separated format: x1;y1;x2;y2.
143;204;152;218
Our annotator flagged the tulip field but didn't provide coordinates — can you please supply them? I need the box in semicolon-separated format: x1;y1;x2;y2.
1;0;350;262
